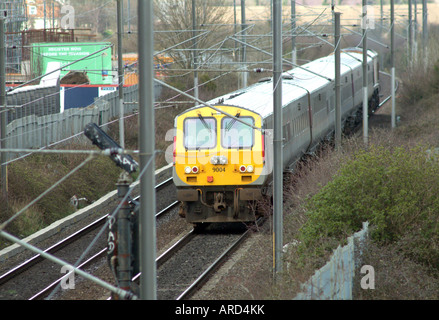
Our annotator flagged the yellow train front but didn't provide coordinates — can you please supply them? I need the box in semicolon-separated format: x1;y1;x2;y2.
173;105;267;223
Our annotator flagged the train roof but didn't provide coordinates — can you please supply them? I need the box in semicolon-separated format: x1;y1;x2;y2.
183;48;377;119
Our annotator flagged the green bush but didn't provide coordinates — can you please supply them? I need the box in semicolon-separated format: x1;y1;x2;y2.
297;145;439;269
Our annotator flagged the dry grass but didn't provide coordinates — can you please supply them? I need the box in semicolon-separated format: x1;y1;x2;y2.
354;238;439;299
0;141;122;248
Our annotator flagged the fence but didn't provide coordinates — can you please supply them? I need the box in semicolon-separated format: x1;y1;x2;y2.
294;221;369;300
4;82;161;162
5;100;109;161
6;83;60;124
91;83;143;119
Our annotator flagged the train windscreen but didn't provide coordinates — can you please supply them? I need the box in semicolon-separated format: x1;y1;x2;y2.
183;116;216;149
221;116;254;149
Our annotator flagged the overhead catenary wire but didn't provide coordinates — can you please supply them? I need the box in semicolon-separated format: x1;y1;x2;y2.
3;5;368;158
2;14;334;171
2;5;343;166
2;59;239;166
230;35;332;82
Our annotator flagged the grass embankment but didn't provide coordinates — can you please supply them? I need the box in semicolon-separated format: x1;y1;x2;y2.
0;147;121;248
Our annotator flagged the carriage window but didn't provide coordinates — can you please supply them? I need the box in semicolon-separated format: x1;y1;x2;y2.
183;117;216;149
221;116;254;148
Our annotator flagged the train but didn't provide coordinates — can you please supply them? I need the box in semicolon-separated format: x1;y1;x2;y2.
172;47;380;224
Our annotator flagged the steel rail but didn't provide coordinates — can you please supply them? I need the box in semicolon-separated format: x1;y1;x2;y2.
0;214;107;286
0;177;176;290
29;196;180;300
29;248;108;300
176;228;251;300
156;201;179;218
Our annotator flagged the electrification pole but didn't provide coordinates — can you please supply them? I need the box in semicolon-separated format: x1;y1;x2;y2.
117;0;125;148
414;0;418;63
44;0;46;30
234;0;237;62
138;0;157;300
335;12;341;150
273;0;283;276
192;0;199;103
241;0;248;88
0;18;7;198
391;0;396;128
127;0;131;33
422;0;428;67
362;0;368;145
408;0;412;64
291;0;296;66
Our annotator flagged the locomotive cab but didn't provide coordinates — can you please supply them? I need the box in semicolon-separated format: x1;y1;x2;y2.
173;105;268;223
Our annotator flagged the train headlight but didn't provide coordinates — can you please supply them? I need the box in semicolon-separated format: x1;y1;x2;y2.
211;155;228;165
219;156;228;165
184;166;192;174
192;166;199;174
246;165;254;173
239;165;247;173
210;156;219;165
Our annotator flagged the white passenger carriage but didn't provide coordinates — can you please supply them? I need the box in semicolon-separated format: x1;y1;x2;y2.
173;47;380;223
207;47;379;171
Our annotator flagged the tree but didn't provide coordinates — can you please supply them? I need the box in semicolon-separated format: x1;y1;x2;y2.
153;0;232;70
72;0;116;36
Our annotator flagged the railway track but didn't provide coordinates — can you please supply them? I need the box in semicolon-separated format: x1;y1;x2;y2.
129;221;257;300
176;225;253;300
0;176;177;300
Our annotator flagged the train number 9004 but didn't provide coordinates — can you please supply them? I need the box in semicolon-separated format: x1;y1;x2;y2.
212;167;226;172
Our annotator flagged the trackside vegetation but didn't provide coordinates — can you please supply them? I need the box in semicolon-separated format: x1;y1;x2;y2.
274;31;439;299
298;145;439;270
0;149;121;245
